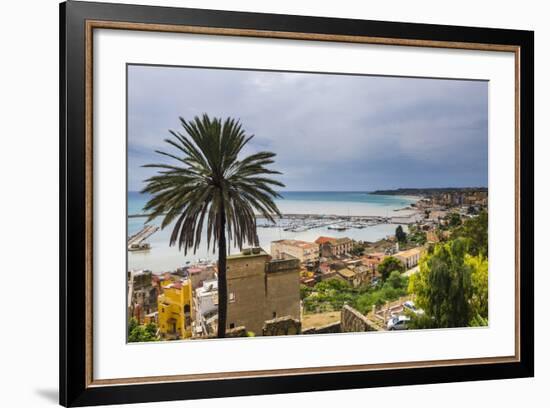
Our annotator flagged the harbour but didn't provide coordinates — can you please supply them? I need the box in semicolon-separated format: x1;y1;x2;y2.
127;191;421;272
128;224;159;251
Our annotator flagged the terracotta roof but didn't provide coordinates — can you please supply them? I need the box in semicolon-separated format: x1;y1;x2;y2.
363;257;383;265
315;236;336;244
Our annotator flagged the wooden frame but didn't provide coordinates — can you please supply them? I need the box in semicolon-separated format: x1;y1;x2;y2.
60;1;534;406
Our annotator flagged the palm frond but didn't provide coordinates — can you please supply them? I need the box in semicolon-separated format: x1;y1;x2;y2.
142;114;285;254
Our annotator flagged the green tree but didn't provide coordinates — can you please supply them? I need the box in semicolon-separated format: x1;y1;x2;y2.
300;284;312;300
407;314;439;330
350;242;365;257
378;256;404;281
446;212;462;228
408;238;473;328
302;279;355;313
415;232;427;245
395;225;407;243
408;224;427;245
385;270;408;290
466;254;488;325
128;317;138;336
451;211;488;257
314;278;352;293
353;272;409;314
142;114;284;338
128;321;159;342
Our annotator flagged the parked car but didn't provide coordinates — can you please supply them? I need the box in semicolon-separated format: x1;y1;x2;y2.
403;300;424;315
387;315;410;330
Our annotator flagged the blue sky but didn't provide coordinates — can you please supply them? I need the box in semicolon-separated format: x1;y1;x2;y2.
127;65;488;192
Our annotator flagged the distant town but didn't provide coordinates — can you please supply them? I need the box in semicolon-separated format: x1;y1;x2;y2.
127;187;488;342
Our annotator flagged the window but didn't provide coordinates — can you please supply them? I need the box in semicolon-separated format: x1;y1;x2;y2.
229;323;235;329
272;311;277;318
229;292;236;303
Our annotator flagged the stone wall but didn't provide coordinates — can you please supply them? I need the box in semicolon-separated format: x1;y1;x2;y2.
266;266;301;325
262;316;301;336
302;322;341;335
266;258;300;273
199;325;248;339
341;305;381;332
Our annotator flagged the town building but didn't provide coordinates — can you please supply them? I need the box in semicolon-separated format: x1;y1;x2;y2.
362;252;387;273
186;263;216;290
127;269;158;324
193;279;218;336
353;265;372;286
427;210;449;223
329;260;347;272
336;268;356;285
271;239;319;263
464;191;488;206
336;265;371;287
315;236;353;257
345;259;363;268
143;312;157;325
226;247;301;335
158;278;193;340
318;262;337;280
159;272;178;287
395;247;424;270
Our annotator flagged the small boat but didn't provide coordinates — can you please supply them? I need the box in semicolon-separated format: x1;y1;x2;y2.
327;225;347;231
128;242;151;252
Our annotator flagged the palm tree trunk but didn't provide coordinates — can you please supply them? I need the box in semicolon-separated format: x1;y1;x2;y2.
217;204;227;338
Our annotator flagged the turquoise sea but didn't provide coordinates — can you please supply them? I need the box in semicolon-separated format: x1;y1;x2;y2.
128;191;418;272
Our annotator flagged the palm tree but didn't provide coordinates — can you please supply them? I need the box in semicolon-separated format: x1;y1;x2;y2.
142;114;284;338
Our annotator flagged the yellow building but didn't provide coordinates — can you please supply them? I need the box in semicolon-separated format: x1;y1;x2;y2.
158;279;193;340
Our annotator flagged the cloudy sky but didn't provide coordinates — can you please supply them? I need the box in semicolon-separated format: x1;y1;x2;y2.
127;64;488;192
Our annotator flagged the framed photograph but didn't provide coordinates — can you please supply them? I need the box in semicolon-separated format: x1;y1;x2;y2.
60;1;534;406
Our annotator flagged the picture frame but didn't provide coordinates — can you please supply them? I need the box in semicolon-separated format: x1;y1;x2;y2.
60;1;534;406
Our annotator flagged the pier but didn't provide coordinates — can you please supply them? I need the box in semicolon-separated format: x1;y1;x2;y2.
128;225;159;251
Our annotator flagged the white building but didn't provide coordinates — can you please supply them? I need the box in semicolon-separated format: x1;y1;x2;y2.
193;279;218;336
395;247;424;270
271;239;319;263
